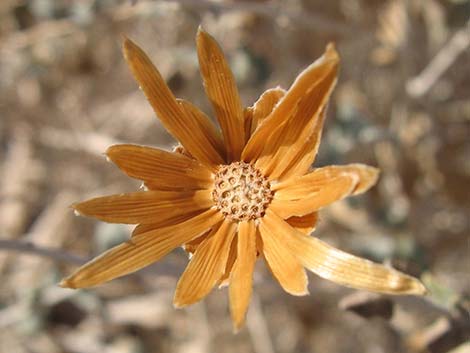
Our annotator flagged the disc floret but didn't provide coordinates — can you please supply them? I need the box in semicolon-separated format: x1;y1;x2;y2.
212;162;273;222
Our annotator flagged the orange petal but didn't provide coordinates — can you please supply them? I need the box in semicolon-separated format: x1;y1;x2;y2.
242;44;338;164
243;87;286;143
60;209;223;288
263;210;427;295
255;48;338;179
131;209;207;238
270;174;358;218
229;221;257;330
182;230;211;254
273;164;379;199
174;219;237;307
286;212;319;235
218;234;237;288
244;108;253;144
196;27;245;162
249;87;286;135
258;218;309;296
122;38;223;168
106;144;212;191
279;106;327;180
177;99;226;160
73;189;213;224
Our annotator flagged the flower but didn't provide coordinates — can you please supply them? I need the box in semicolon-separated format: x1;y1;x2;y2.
61;27;426;330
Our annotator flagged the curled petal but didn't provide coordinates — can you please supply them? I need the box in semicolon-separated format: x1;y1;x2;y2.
248;87;286;135
242;44;338;164
274;105;327;181
256;53;338;179
73;189;213;224
286;212;319;235
106;144;212;191
123;38;223;168
182;230;212;254
270;175;358;218
263;210;427;295
258;218;309;296
174;220;237;307
229;221;257;330
60;209;223;289
196;27;245;162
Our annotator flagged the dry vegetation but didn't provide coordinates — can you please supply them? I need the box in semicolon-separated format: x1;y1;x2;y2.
0;0;469;352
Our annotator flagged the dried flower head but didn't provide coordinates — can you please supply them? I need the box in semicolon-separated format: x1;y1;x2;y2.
61;27;426;330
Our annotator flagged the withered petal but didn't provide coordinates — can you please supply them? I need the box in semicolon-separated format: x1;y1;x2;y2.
122;38;223;168
106;144;212;191
177;99;226;160
60;209;223;289
274;164;379;198
258;219;309;296
279;106;327;180
173;219;237;307
248;87;286;135
131;209;207;238
263;210;427;295
242;44;338;164
270;174;358;218
286;212;319;235
256;54;338;179
196;27;245;162
229;221;257;330
218;234;238;288
73;189;213;224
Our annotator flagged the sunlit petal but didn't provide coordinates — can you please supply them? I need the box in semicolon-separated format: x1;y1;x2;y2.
274;164;379;198
286;212;319;235
131;210;207;238
123;38;223;168
218;234;237;288
229;221;257;330
256;53;338;179
279;107;327;180
259;218;309;296
270;175;358;218
174;220;237;307
60;209;223;289
177;99;226;160
242;44;338;164
73;189;212;224
248;87;286;134
263;210;427;295
106;144;212;191
196;27;245;162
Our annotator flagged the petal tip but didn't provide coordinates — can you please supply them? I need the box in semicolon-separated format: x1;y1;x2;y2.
70;202;84;216
412;280;428;296
59;278;76;289
172;300;185;309
196;25;210;40
232;321;244;333
289;288;310;297
325;42;340;63
197;24;205;35
122;37;140;62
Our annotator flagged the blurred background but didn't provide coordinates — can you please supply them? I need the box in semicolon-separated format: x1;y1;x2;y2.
0;0;469;352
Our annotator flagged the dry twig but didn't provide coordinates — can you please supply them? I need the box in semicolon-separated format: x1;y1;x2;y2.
406;20;470;97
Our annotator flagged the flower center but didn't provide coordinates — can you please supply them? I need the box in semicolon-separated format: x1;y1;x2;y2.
212;162;273;222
